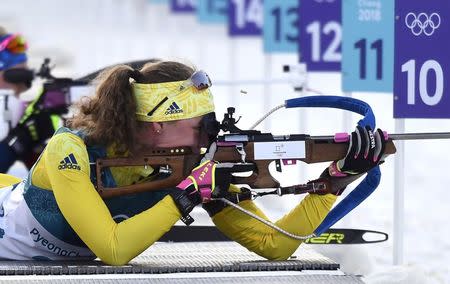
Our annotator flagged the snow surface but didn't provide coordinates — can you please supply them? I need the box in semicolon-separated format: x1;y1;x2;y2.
1;1;449;283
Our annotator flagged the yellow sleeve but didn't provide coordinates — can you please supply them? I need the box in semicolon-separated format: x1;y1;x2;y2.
211;193;337;260
43;133;182;265
0;174;21;187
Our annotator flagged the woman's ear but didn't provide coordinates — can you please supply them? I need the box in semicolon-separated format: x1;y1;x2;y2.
150;122;163;134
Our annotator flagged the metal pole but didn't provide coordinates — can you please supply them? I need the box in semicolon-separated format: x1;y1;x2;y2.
310;132;450;141
388;132;450;140
393;119;405;265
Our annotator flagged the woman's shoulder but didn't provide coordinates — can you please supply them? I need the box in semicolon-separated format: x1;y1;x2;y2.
46;127;87;154
42;127;91;172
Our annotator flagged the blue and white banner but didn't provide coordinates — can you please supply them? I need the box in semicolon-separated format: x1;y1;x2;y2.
263;0;298;53
171;0;196;13
394;0;450;118
299;0;341;71
228;0;263;36
342;0;394;92
149;0;168;4
197;0;227;23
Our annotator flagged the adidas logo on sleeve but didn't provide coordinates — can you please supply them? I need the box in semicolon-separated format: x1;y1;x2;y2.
164;102;183;115
58;153;81;171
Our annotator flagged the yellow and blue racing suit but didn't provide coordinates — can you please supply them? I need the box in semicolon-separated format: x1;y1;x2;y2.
0;127;337;265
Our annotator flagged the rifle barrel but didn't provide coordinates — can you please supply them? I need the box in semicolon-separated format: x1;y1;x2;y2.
388;132;450;140
311;132;450;141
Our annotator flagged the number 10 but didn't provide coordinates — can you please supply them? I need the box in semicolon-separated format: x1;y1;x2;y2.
401;59;444;106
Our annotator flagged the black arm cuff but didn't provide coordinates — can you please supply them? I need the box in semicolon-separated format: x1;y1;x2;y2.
318;168;364;195
168;186;200;226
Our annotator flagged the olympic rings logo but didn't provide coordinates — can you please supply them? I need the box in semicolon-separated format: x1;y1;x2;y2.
405;12;441;36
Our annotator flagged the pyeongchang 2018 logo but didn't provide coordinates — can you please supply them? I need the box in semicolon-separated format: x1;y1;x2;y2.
405;12;441;36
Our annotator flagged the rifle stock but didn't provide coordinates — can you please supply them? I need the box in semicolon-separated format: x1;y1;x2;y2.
305;138;396;163
95;137;396;198
96;147;201;198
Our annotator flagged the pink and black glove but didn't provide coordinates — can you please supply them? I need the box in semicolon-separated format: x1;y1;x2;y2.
333;126;386;176
311;126;387;196
176;160;219;203
170;142;254;222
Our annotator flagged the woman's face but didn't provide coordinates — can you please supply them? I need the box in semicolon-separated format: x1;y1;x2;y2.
137;116;210;154
0;63;29;96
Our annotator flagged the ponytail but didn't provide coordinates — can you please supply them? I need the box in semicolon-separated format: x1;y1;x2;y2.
69;65;140;153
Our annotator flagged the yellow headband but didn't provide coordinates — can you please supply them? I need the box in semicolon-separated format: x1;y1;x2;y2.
133;80;215;122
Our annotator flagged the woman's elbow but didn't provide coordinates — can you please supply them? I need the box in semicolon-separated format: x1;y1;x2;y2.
98;254;132;266
253;237;302;261
94;245;133;266
257;247;297;261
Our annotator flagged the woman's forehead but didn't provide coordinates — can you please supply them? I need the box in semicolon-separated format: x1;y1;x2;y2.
175;116;202;126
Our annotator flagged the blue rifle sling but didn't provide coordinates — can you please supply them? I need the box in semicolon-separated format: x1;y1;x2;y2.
285;96;381;235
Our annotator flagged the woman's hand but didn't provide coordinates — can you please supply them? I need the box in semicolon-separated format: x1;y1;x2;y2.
309;126;387;196
334;126;387;176
176;159;234;203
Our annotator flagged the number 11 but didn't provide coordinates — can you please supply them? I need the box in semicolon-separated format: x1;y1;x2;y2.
354;38;383;80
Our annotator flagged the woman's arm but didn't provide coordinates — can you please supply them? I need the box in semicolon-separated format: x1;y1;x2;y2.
44;132;182;265
210;193;336;260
